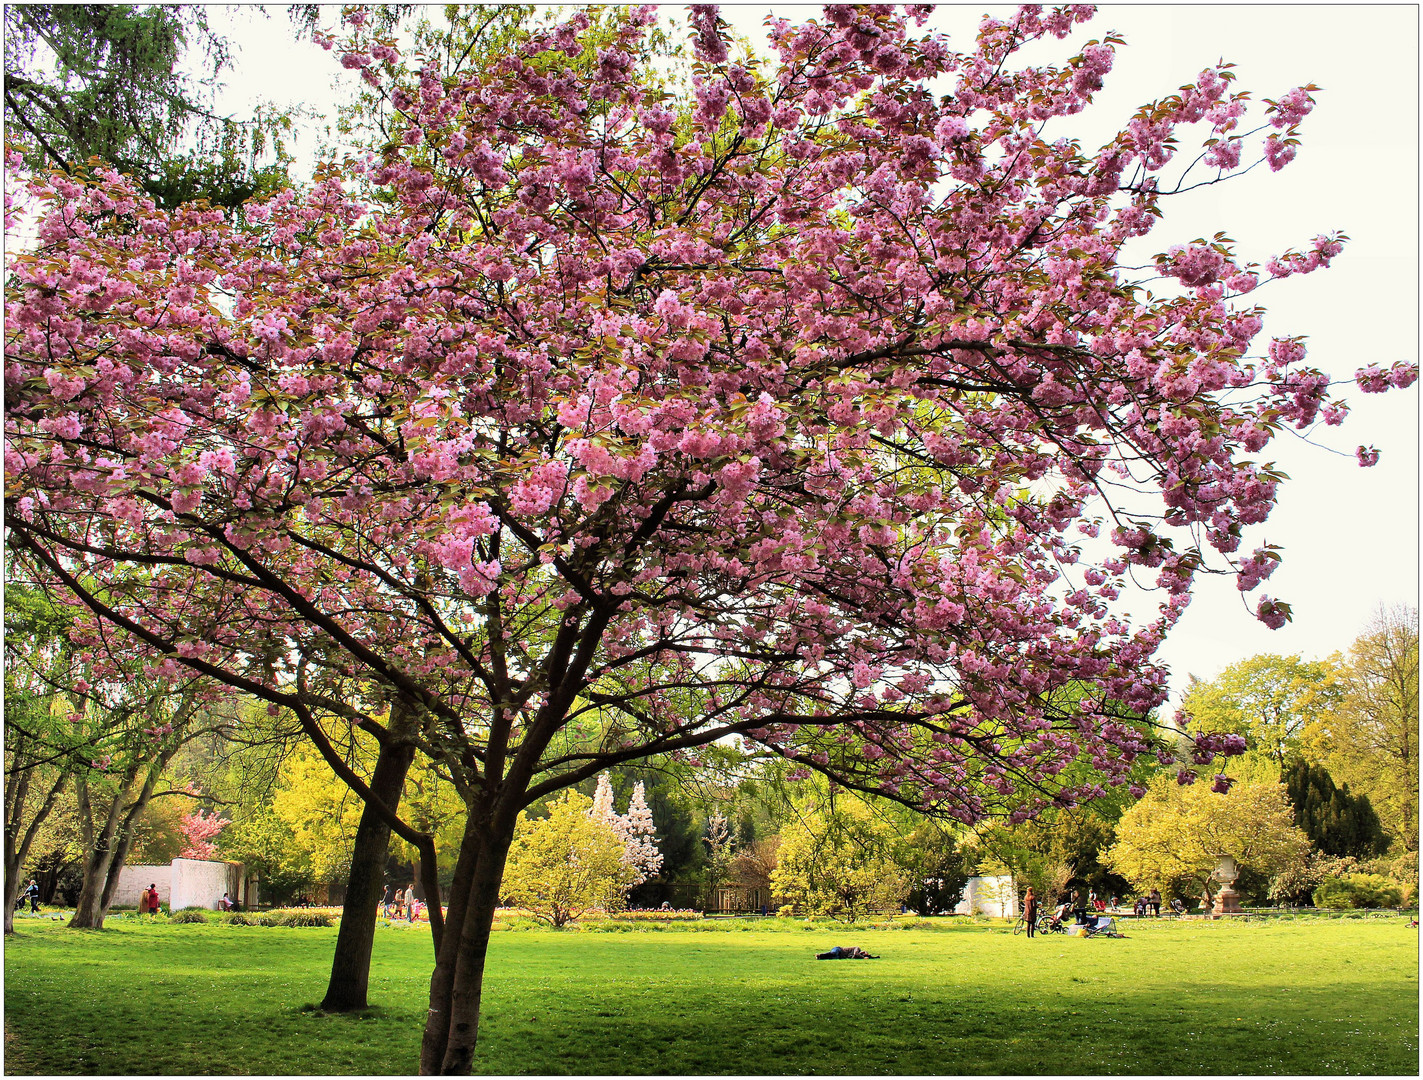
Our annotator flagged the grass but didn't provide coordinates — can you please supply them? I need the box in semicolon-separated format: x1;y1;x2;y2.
4;915;1417;1075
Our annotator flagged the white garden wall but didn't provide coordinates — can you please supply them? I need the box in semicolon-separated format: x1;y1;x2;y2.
954;875;1019;918
112;864;170;908
169;858;245;910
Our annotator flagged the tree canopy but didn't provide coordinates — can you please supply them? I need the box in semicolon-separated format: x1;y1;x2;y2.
1105;765;1310;902
1311;606;1419;853
1180;654;1341;766
3;5;292;209
4;5;1415;1072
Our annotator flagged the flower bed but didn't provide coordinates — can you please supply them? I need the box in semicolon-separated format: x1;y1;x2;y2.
600;908;705;922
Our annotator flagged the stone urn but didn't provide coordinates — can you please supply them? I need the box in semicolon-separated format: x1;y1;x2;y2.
1210;854;1243;917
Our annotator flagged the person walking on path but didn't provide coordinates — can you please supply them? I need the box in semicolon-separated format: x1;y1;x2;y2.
404;883;416;923
23;879;39;913
1023;887;1038;938
1149;887;1161;917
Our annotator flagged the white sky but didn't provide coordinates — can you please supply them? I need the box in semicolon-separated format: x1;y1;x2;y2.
207;5;1418;707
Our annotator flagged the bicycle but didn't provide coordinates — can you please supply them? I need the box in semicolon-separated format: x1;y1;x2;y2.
1012;914;1030;935
1036;914;1069;935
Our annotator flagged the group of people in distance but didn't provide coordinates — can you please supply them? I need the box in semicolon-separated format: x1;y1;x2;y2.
1022;885;1173;937
383;882;420;922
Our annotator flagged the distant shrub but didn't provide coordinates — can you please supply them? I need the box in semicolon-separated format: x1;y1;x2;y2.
259;910;332;927
254;907;339;926
169;909;208;924
1314;874;1404;910
221;912;258;926
287;911;333;927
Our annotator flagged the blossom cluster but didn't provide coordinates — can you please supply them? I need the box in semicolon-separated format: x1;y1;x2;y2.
4;4;1415;827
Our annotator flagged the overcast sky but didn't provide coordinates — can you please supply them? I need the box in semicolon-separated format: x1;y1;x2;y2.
208;5;1419;706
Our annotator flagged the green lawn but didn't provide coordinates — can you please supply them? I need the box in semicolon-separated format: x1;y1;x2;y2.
4;915;1417;1074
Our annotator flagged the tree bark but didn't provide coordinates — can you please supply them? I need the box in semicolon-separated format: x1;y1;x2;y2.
320;699;419;1012
419;813;489;1074
5;736;70;934
69;763;162;929
69;772;118;928
419;807;515;1075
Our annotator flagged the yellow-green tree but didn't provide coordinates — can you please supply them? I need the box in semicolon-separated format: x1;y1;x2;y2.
1181;654;1341;766
271;730;465;887
1308;605;1419;853
770;792;909;921
501;791;631;926
273;743;366;885
1104;762;1309;903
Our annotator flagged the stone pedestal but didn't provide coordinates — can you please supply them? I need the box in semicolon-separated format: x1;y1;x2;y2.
1211;885;1243;917
1209;853;1243;918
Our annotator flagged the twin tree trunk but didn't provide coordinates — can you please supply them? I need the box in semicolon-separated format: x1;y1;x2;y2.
69;768;159;929
419;806;518;1075
320;700;419;1011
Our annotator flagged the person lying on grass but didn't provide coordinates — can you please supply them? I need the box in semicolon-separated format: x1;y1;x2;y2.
816;946;879;959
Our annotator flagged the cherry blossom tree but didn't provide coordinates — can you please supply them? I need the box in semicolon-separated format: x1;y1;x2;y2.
4;4;1415;1072
177;807;228;860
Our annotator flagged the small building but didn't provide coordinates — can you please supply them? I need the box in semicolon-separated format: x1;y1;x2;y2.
953;875;1018;918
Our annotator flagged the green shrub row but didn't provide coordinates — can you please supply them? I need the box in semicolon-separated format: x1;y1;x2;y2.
1313;874;1405;910
215;910;333;927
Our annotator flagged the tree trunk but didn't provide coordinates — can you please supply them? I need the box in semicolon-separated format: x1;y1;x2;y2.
320;701;418;1012
68;773;122;929
69;765;160;929
8;774;72;934
97;794;148;915
419;810;515;1075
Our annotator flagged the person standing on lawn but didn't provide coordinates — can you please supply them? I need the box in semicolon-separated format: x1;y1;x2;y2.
1023;887;1038;938
1149;887;1162;916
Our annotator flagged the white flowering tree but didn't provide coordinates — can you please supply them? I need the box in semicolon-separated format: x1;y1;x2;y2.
591;774;664;888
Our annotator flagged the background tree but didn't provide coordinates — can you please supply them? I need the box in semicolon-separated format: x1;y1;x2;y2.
66;680;229;928
176;807;228;860
770;790;909;921
606;764;703;908
729;835;780;912
701;811;735;910
898;818;972;915
1180;654;1342;767
4;4;294;209
6;5;1415;1071
1282;759;1387;859
1311;606;1419;853
1105;764;1310;905
501;790;632;926
4;582;77;931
